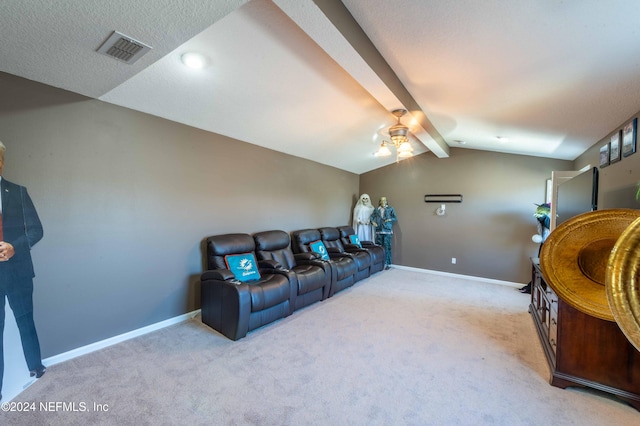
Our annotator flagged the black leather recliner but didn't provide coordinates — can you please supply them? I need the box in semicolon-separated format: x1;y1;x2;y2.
336;225;385;274
291;229;357;297
200;233;295;340
253;230;332;312
319;227;371;282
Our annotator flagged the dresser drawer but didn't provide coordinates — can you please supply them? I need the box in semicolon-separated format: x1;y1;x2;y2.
548;305;558;356
531;282;546;324
545;284;558;305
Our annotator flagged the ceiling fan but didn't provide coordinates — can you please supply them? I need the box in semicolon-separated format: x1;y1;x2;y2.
375;109;414;162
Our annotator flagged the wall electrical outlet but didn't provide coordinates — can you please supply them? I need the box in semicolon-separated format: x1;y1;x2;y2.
451;257;457;264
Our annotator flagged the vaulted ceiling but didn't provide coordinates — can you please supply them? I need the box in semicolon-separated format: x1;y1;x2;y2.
2;0;640;174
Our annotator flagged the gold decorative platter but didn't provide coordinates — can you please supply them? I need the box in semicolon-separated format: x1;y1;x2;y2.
606;216;640;352
540;209;640;321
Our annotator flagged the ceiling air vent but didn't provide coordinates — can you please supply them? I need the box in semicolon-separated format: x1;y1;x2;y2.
97;31;152;64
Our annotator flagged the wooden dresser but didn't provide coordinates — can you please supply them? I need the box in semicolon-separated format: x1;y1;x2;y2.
529;258;640;410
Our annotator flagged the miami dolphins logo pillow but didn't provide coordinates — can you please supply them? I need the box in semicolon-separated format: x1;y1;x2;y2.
224;253;261;282
309;240;330;260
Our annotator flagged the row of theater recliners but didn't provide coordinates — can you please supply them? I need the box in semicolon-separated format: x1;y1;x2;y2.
200;226;386;340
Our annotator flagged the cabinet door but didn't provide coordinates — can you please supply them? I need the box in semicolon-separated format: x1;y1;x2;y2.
548;305;558;356
531;269;545;324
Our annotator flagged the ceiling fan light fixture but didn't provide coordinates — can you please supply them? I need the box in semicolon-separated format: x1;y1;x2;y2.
376;143;392;157
398;141;413;153
375;108;415;162
389;123;409;138
397;150;413;158
390;135;408;147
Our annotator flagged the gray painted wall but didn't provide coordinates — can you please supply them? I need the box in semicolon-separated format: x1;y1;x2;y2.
0;73;358;357
575;111;640;210
5;66;630;360
360;149;572;283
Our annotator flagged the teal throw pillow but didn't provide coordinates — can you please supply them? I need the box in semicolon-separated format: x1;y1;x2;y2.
224;253;261;282
309;240;330;260
348;234;362;248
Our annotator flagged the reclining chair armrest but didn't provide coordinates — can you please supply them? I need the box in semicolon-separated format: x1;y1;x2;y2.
294;253;327;268
327;247;342;254
360;241;378;247
343;243;359;250
258;259;283;270
201;269;237;282
328;251;354;260
343;244;370;254
200;277;251;340
297;252;324;261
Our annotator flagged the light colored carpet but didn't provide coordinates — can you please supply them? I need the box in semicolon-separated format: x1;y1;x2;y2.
5;268;639;425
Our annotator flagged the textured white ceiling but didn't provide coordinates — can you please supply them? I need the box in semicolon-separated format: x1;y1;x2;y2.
0;0;248;97
343;0;640;160
2;0;640;173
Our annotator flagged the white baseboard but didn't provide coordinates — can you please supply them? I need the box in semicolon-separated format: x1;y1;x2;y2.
41;267;520;368
391;264;524;288
43;309;201;367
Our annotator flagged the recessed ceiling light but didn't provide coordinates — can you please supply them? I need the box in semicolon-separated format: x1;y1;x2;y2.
496;136;509;143
453;140;466;145
181;52;207;69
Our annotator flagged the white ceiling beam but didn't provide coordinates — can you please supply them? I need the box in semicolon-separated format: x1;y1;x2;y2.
274;0;450;158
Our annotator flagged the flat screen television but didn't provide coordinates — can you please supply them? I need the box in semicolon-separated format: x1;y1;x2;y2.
555;167;599;226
